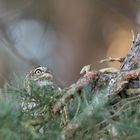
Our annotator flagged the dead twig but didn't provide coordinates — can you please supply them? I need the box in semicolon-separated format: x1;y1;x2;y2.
126;88;140;96
99;57;125;63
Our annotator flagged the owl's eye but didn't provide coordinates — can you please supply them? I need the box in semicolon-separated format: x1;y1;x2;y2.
34;69;42;75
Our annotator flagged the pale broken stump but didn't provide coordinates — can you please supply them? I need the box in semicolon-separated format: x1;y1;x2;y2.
109;33;140;97
121;34;140;71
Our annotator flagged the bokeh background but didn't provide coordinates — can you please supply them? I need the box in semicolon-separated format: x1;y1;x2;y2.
0;0;140;87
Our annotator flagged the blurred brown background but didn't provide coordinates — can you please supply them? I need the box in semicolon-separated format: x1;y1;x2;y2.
0;0;140;87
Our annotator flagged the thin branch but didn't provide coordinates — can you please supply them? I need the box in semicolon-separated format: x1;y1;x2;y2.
99;57;125;63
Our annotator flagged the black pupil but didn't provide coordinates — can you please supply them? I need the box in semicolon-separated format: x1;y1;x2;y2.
35;69;42;74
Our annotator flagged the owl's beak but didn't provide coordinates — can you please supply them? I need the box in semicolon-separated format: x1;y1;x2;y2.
41;73;53;80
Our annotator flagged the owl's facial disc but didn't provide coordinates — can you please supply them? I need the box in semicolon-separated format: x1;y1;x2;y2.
32;67;53;81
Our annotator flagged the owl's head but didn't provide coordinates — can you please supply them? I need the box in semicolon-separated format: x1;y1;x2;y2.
24;66;53;90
